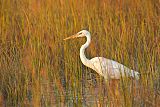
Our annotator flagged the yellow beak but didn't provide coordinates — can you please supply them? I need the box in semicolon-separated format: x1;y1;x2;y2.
63;34;78;41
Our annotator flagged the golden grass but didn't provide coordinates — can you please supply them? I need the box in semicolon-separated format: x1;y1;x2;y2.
0;0;159;106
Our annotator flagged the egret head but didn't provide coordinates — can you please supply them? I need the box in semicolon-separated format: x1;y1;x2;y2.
63;30;90;40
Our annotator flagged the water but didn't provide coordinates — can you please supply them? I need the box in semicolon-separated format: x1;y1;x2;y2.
0;77;158;107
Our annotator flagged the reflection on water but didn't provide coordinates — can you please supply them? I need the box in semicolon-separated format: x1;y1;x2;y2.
54;78;158;106
0;77;159;107
36;79;154;106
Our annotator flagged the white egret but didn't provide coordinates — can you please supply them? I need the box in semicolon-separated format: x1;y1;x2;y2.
64;30;140;81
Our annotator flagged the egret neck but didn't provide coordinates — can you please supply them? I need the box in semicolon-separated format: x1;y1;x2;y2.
80;34;92;68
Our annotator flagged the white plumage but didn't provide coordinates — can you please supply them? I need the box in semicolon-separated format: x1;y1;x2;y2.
90;57;139;80
64;30;140;81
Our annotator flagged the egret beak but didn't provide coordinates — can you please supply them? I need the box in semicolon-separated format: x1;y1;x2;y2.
63;34;78;41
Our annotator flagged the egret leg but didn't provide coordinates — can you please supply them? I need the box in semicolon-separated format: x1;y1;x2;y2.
108;79;121;106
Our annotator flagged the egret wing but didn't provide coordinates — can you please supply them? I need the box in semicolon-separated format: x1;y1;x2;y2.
90;57;131;79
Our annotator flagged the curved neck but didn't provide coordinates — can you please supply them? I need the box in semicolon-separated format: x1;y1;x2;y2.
80;35;91;67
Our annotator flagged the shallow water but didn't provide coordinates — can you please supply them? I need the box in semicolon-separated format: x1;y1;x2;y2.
0;76;159;107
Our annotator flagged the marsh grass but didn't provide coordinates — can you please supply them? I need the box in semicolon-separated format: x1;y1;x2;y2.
0;0;160;106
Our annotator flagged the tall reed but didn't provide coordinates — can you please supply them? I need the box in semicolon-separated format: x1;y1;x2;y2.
0;0;159;106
